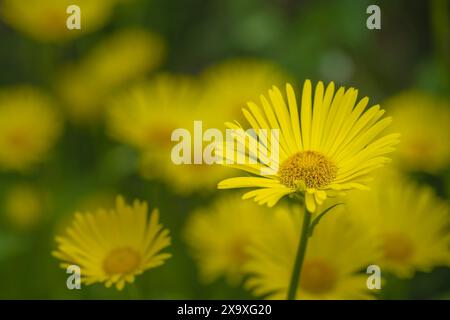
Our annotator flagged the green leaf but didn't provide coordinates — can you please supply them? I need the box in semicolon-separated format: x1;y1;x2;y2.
308;203;343;237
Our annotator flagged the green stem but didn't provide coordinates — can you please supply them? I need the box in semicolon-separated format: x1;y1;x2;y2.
286;208;312;300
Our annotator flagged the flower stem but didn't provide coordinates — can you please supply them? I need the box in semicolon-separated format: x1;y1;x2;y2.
286;208;312;300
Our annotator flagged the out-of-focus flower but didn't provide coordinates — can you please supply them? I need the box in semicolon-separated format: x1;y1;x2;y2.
346;171;450;278
184;195;272;284
107;74;232;194
4;184;47;231
0;0;116;42
58;29;165;122
245;205;378;299
385;91;450;173
139;151;233;195
218;80;400;212
53;196;171;290
107;74;196;153
199;59;288;127
0;87;62;171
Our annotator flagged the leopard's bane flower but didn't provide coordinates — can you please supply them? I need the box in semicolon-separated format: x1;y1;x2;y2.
385;91;450;173
199;59;288;127
107;74;198;153
0;0;115;42
184;195;272;284
59;29;165;122
346;171;450;278
245;206;379;299
139;150;234;195
0;87;62;171
53;196;171;290
107;74;233;194
4;184;47;231
218;80;400;212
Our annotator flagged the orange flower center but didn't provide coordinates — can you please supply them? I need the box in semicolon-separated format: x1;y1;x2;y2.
299;259;337;294
145;126;174;148
103;247;141;275
227;235;250;265
279;151;337;189
6;130;32;151
382;233;415;263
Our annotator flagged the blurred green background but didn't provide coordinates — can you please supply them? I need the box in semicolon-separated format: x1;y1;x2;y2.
0;0;448;299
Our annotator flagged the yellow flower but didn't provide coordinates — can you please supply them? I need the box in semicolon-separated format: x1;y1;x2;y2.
58;29;165;122
0;87;62;171
346;171;450;278
139;150;234;195
53;196;171;290
4;184;47;231
218;80;400;212
245;206;379;299
1;0;115;42
200;59;288;127
384;91;450;173
107;74;197;152
184;195;272;284
107;74;232;194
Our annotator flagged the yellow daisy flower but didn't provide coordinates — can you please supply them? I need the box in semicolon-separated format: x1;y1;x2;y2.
218;80;400;212
139;150;234;195
107;74;232;194
107;74;197;153
58;28;165;122
384;91;450;173
200;59;288;127
184;195;272;284
0;87;62;171
4;184;48;231
245;205;379;299
1;0;115;42
53;196;171;290
346;171;450;278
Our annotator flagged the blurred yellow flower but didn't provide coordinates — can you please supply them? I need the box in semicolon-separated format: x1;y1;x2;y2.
0;0;115;42
0;87;62;171
385;91;450;173
245;206;379;299
346;171;450;278
107;74;232;194
107;74;196;152
53;195;171;290
58;29;165;122
4;184;47;231
139;150;233;195
200;59;287;127
184;195;272;284
218;80;400;212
